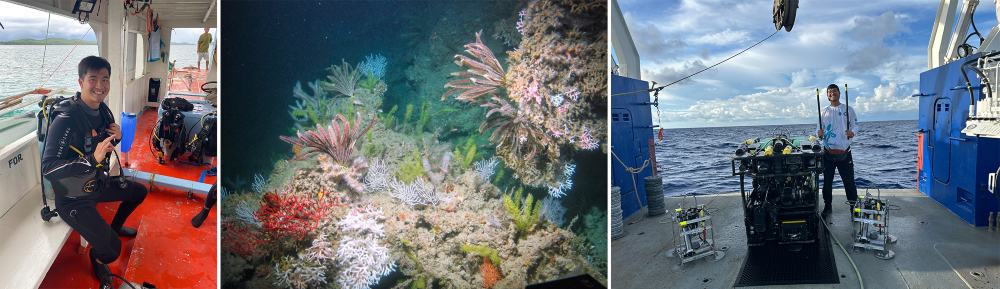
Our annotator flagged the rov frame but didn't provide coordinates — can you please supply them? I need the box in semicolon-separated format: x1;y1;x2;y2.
669;203;725;265
732;135;824;246
851;189;897;260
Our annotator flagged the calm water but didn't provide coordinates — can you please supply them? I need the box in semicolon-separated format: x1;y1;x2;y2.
656;120;919;196
0;44;200;96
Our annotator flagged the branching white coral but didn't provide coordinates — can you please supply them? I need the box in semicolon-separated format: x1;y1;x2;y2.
338;205;386;236
363;158;393;193
335;205;395;289
303;233;336;264
578;126;600;151
390;179;438;207
546;163;577;198
540;195;566;227
473;156;499;182
272;255;327;289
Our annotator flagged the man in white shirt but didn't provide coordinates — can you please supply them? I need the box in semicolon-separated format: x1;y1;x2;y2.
817;84;858;216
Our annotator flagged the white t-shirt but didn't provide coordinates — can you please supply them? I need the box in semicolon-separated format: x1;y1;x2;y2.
816;104;858;151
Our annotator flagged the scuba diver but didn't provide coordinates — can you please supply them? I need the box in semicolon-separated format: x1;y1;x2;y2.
191;184;217;228
816;84;859;216
41;56;148;288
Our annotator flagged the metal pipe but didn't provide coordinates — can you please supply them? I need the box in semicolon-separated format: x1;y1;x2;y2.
123;168;212;195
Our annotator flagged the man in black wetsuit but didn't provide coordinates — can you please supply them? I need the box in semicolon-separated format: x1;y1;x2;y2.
41;56;147;288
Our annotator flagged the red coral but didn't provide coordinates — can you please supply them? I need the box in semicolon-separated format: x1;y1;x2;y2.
222;221;266;258
256;192;341;240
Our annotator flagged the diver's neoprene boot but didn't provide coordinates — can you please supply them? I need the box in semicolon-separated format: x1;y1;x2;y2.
117;226;138;237
90;250;113;289
191;208;210;228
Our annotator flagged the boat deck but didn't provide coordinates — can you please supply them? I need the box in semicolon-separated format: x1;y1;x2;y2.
611;189;1000;289
38;107;217;289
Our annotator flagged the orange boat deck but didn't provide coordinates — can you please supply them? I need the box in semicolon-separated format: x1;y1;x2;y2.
39;107;217;289
167;67;209;94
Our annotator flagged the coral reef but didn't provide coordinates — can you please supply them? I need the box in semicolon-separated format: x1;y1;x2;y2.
256;192;340;241
335;205;396;289
491;17;521;48
222;221;266;259
473;156;499;182
272;255;328;289
442;31;506;103
420;136;453;186
503;187;542;236
460;243;501;266
233;197;262;228
441;0;607;189
359;53;389;80
281;113;377;165
480;256;502;289
545;163;576;198
226;3;607;288
252;173;267;193
321;59;363;98
539;195;566;227
391;179;438;208
363;158;394;193
396;150;426;183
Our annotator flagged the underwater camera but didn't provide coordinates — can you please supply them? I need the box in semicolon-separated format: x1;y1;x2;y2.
732;134;823;246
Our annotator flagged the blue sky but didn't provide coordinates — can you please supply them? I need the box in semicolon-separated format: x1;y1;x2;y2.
620;0;997;128
0;1;207;43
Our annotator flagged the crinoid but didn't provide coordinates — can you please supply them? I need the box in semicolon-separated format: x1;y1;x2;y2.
280;113;377;165
442;31;506;103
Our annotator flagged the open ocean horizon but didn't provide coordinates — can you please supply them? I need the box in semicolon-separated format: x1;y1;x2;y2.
655;119;919;196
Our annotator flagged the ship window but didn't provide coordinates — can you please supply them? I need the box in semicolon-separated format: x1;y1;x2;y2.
936;104;941;111
944;103;949;111
623;113;630;121
612;113;619;121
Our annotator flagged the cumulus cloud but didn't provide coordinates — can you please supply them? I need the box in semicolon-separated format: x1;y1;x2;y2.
621;0;939;128
0;2;94;41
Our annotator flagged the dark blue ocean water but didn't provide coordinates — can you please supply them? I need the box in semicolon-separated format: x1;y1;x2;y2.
656;120;919;196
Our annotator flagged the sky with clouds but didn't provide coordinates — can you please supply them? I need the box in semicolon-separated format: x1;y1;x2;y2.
0;1;208;43
620;0;997;128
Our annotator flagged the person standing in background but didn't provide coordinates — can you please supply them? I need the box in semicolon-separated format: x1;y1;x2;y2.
197;28;212;70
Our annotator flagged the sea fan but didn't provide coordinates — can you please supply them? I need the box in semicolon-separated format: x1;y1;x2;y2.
363;158;393;193
473;156;499;182
390;179;438;207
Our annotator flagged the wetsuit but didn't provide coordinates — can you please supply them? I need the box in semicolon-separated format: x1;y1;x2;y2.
41;95;147;266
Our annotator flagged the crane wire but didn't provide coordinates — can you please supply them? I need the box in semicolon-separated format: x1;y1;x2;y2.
41;13;50;76
611;29;782;97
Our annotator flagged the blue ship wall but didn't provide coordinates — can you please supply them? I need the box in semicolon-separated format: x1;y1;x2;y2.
917;53;1000;226
611;75;655;219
